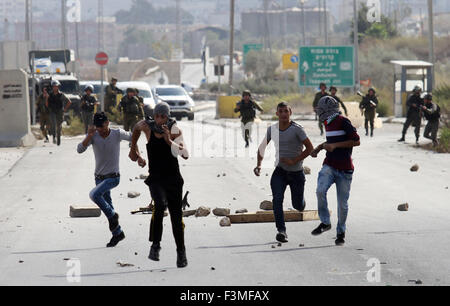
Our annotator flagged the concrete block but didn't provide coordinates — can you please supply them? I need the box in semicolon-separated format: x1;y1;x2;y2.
228;210;324;224
70;205;102;218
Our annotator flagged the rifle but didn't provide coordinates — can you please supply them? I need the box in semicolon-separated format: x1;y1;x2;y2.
182;191;190;210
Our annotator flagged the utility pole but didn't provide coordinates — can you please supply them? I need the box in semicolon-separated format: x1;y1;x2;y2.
318;0;322;36
300;0;306;46
283;0;288;95
175;0;181;50
25;0;31;41
61;0;67;49
324;0;328;45
98;0;104;51
228;0;235;95
427;0;434;88
353;0;359;91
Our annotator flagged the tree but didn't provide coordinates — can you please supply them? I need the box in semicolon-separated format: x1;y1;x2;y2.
350;3;397;43
115;0;194;25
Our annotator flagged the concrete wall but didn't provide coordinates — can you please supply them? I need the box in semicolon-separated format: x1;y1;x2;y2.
0;69;35;147
0;41;34;71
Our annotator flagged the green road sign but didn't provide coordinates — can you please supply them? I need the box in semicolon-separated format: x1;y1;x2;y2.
243;43;263;66
299;46;354;88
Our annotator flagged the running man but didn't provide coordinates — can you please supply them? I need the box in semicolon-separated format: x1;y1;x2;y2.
255;102;314;243
77;112;134;247
310;97;360;246
129;102;189;268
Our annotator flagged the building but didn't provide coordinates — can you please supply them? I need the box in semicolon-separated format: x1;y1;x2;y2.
241;7;332;38
0;0;26;23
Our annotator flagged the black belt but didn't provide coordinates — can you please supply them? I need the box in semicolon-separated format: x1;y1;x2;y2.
95;173;120;180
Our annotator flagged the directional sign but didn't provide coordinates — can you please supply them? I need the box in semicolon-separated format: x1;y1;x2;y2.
299;46;354;87
282;53;299;70
95;52;108;66
66;0;81;23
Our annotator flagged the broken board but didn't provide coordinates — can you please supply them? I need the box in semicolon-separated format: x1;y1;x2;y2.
70;205;102;218
228;210;325;224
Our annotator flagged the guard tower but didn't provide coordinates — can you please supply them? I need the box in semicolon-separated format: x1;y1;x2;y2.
390;60;433;117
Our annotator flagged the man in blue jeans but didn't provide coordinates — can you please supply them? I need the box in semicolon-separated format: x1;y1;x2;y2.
77;113;145;247
255;102;314;243
310;96;360;246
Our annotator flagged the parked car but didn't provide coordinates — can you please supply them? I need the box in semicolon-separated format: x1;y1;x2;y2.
116;81;157;118
154;85;195;121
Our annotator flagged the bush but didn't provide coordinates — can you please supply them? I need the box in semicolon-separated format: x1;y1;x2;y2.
62;116;85;136
434;84;450;127
439;127;450;152
107;107;124;125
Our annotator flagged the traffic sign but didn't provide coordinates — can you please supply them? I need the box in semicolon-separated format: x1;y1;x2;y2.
282;53;299;70
299;46;354;87
95;52;108;66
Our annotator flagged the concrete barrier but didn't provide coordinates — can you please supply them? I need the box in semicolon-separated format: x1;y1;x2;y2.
0;69;36;147
217;96;241;119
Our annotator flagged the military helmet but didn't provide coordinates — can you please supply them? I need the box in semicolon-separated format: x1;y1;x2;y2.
368;87;376;94
424;94;432;101
84;84;94;92
242;90;251;97
51;80;61;87
126;88;136;94
413;85;422;93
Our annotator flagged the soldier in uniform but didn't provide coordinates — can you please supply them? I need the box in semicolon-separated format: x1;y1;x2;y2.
45;80;72;146
36;88;51;143
398;86;424;144
234;90;263;148
118;88;145;132
104;78;122;113
313;83;329;136
421;94;441;147
359;88;379;137
330;86;348;117
80;84;98;134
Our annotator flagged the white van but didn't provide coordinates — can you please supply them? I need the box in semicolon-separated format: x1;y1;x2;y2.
117;81;157;118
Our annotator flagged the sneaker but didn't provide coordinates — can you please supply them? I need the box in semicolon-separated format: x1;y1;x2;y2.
148;243;161;261
177;249;188;268
398;137;405;142
311;223;332;236
108;213;119;232
106;231;125;248
335;233;346;246
276;231;288;243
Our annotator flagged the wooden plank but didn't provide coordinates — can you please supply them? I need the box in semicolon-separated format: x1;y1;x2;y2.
229;210;325;224
70;205;102;218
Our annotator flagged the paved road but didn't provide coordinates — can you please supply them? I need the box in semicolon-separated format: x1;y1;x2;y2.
0;107;449;286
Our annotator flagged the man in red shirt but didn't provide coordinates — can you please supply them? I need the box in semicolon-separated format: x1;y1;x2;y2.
310;96;361;246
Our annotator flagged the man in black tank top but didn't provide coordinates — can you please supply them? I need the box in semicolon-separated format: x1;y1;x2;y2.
129;102;190;268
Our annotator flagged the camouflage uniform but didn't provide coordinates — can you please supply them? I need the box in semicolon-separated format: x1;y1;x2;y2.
118;95;145;132
36;93;50;140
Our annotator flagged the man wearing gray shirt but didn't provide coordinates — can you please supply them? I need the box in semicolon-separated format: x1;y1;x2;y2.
77;113;142;247
255;102;314;243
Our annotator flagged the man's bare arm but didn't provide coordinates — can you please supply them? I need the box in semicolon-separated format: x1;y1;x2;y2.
129;120;147;161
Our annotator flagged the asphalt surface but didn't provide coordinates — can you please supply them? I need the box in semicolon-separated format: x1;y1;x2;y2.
0;104;449;286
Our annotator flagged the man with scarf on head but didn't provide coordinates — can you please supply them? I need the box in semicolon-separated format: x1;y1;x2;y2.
310;96;360;246
128;102;190;268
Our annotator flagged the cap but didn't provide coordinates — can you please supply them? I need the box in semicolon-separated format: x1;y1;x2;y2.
93;112;108;127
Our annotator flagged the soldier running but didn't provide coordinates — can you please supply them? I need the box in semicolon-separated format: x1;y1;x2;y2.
359;88;379;137
234;90;263;148
36;88;51;143
45;80;72;146
118;88;145;132
129;102;189;268
399;86;424;144
422;94;441;147
80;84;98;134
